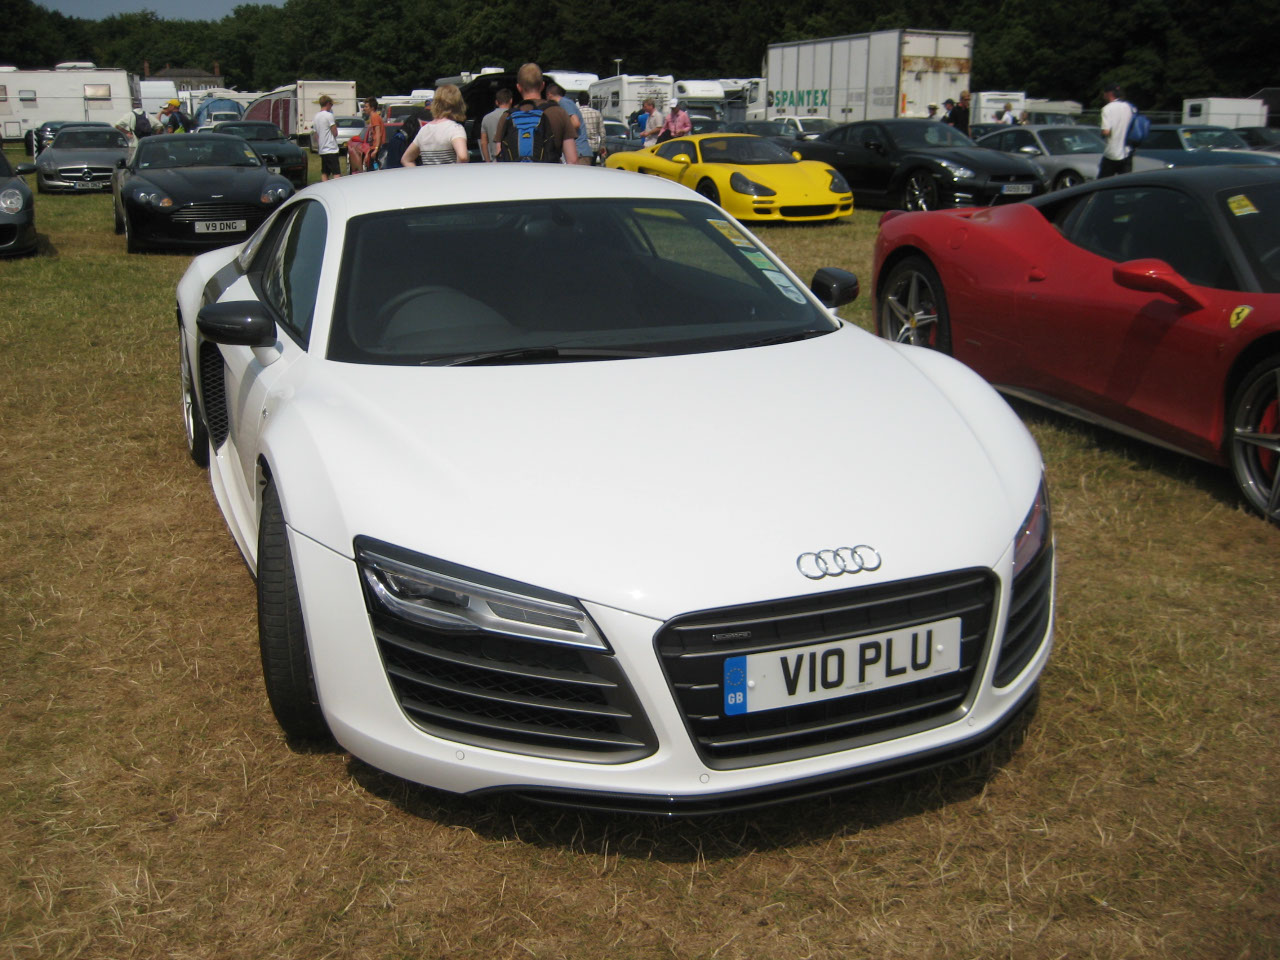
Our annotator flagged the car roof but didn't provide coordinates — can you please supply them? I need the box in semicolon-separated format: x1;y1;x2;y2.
1028;164;1280;207
297;162;710;216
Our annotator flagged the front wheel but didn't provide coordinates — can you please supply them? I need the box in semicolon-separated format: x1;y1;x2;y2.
257;480;332;741
877;256;952;353
1228;356;1280;523
696;179;720;205
901;170;940;211
124;211;141;253
1054;170;1085;190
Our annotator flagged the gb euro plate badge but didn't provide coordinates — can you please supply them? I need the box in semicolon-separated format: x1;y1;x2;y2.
723;617;963;715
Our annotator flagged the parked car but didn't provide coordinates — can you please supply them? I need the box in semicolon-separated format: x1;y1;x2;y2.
113;133;293;253
210;120;308;188
724;120;797;148
0;152;38;257
976;125;1167;190
1137;125;1280;168
966;122;1003;141
606;133;853;222
176;164;1053;813
35;125;130;193
309;115;365;153
874;165;1280;522
1233;127;1280;152
600;119;643;159
795;118;1046;211
29;119;116;156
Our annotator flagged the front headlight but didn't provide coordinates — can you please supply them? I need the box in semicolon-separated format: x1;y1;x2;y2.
133;188;173;207
1029;161;1048;179
937;159;976;180
261;185;292;203
356;539;609;650
828;169;850;193
730;171;776;196
0;188;24;214
1012;480;1051;578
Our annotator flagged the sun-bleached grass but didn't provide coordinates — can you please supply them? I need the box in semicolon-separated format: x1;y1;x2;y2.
2;148;1277;958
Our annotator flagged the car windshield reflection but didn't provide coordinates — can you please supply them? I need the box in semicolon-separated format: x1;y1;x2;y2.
219;124;286;141
1039;128;1107;155
329;198;834;365
889;120;977;149
137;138;263;169
698;136;797;165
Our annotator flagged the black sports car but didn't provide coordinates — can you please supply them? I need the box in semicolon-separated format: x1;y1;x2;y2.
36;126;130;193
795;118;1047;211
209;120;308;188
0;152;38;257
113;133;293;253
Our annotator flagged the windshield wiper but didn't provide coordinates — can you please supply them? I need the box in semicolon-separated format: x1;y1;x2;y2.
735;329;832;350
425;347;661;367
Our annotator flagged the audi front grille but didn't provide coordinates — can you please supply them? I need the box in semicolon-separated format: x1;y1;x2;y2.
995;545;1053;687
656;569;997;769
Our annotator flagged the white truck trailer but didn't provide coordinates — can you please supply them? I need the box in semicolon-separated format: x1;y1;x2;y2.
749;29;973;124
673;80;726;119
244;79;358;146
0;62;133;142
590;75;675;123
973;91;1026;125
1182;98;1266;127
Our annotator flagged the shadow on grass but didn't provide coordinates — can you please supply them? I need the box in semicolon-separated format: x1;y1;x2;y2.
344;691;1039;861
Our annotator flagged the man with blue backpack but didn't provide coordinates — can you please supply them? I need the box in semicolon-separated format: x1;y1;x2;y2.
494;63;579;164
1099;84;1144;178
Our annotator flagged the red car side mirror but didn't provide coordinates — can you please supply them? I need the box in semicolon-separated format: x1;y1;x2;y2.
1113;259;1204;309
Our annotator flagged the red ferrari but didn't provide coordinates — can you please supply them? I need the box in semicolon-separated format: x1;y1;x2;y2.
872;166;1280;522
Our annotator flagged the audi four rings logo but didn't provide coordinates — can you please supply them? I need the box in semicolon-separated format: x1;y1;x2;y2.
796;545;882;580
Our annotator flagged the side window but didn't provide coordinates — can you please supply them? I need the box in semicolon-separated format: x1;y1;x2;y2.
1064;187;1235;289
655;140;694;162
987;131;1012;152
1143;129;1179;150
259;201;328;343
1009;130;1036;151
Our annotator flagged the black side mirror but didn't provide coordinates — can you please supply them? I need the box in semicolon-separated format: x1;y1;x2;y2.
197;300;278;347
811;268;860;308
14;162;36;177
115;158;127;169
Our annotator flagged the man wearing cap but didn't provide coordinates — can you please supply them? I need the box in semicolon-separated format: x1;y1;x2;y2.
314;95;341;180
165;99;192;134
153;101;174;135
1098;84;1135;178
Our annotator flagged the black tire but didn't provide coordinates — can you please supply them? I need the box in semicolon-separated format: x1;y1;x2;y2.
179;331;209;467
257;480;331;741
901;169;940;211
113;200;124;235
1054;170;1085;191
124;211;141;253
696;178;721;205
877;255;952;353
1227;356;1280;523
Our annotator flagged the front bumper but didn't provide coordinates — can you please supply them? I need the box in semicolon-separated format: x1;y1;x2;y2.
0;217;37;257
946;176;1046;207
126;200;273;250
39;168;114;192
287;526;1054;812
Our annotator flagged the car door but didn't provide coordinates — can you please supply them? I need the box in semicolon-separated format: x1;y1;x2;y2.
641;139;699;186
1013;184;1239;457
215;199;329;529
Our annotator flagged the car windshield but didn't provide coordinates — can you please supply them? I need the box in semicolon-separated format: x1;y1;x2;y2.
1222;182;1280;293
329;198;834;365
698;136;797;165
889;120;977;148
1038;128;1107;155
1182;127;1250;150
735;121;790;137
136;137;262;169
603;122;628;136
690;118;723;134
219;123;285;141
797;118;836;134
52;129;128;150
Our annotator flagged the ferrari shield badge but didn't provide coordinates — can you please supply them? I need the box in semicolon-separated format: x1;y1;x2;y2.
1230;306;1253;329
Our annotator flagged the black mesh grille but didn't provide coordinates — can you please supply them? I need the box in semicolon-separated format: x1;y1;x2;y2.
995;544;1053;687
198;342;229;448
365;592;656;763
656;570;996;769
778;205;838;217
171;202;266;223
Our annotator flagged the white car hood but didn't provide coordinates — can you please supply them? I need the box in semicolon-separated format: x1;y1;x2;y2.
278;325;1040;621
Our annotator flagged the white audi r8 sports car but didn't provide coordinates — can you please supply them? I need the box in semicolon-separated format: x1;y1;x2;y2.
177;165;1054;814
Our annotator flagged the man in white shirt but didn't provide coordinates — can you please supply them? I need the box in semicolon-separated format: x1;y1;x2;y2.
314;95;340;180
1098;84;1134;178
640;98;665;147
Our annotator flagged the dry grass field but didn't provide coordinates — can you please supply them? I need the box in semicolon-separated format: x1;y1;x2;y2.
1;148;1277;959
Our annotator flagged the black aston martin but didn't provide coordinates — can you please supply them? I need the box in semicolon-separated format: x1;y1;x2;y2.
794;118;1047;211
209;120;308;188
113;133;294;253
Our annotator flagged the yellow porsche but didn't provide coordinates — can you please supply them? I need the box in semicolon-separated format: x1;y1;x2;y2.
604;133;854;222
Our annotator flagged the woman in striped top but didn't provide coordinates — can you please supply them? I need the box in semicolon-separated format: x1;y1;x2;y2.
403;85;469;166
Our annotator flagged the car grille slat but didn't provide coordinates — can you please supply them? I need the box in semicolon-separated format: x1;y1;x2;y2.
365;600;656;763
656;569;997;769
995;545;1053;687
198;343;229;448
171;202;263;222
57;165;113;180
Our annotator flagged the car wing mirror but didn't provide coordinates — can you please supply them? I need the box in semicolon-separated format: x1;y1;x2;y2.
863;139;884;153
115;157;127;169
14;162;36;176
197;300;279;348
1113;259;1204;309
1018;145;1042;156
811;267;860;308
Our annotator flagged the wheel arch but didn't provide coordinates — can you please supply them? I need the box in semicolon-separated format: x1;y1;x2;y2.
1222;332;1280;452
874;245;932;331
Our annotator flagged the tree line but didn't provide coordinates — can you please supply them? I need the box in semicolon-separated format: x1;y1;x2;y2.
4;0;1276;112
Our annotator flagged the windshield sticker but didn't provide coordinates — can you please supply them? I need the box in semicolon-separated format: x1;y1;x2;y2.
244;149;257;159
763;270;807;304
1227;194;1259;217
708;218;754;247
1230;305;1253;328
743;251;773;270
